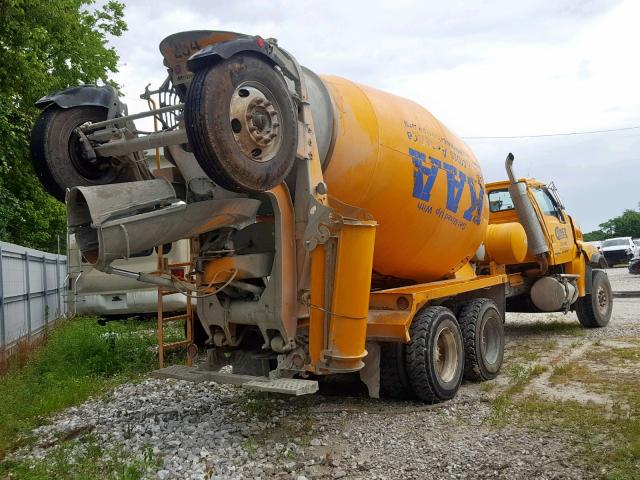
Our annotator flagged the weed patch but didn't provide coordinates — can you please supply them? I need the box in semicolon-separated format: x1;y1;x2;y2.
0;317;163;458
0;434;161;479
507;321;586;337
504;362;546;394
488;394;640;479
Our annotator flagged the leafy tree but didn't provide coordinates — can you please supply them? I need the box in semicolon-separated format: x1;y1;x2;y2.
583;229;606;242
0;0;126;252
584;208;640;241
598;209;640;238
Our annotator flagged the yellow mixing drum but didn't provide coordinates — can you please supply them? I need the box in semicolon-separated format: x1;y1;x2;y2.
184;36;488;283
321;76;487;282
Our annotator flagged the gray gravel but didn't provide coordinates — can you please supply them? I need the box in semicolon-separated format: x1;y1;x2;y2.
14;379;591;479
10;268;639;479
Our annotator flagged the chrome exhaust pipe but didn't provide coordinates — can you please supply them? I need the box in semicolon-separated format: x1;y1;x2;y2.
505;153;550;273
67;179;260;270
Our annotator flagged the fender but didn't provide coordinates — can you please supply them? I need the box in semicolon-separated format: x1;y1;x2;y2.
589;251;607;269
187;36;277;72
35;85;123;116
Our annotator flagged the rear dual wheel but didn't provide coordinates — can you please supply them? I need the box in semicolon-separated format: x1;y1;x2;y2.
458;299;504;381
381;306;464;403
380;300;505;402
405;306;464;402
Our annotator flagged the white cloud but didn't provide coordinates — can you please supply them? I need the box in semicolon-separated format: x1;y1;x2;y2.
103;0;638;231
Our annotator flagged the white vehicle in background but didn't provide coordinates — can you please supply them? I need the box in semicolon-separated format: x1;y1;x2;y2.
67;235;190;317
587;240;603;250
65;150;192;318
600;237;639;266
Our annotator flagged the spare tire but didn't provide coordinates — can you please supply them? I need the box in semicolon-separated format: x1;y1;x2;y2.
185;53;298;193
30;106;136;202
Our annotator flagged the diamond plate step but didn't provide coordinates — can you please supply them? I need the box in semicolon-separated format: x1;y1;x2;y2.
150;365;318;396
243;378;319;395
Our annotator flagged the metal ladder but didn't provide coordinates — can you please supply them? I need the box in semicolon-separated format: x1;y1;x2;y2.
156;238;198;368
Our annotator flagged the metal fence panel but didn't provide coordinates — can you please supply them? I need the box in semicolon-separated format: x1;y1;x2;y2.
0;241;67;354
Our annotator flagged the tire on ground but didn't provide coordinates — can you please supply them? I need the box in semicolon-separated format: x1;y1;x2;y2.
457;298;504;381
380;342;414;399
575;270;612;328
405;306;464;403
184;53;298;193
30;106;136;202
184;314;209;348
231;350;271;377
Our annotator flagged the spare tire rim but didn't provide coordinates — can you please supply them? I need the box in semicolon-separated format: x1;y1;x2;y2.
480;310;501;368
596;285;609;315
229;82;283;163
68;125;115;181
434;326;459;383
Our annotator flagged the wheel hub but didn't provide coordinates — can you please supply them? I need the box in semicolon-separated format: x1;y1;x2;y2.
596;286;609;314
434;326;459;383
480;312;501;366
229;83;282;162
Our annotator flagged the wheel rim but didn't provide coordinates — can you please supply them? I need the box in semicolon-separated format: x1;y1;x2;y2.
480;310;501;368
228;82;283;163
433;326;459;383
596;285;609;316
68;126;116;181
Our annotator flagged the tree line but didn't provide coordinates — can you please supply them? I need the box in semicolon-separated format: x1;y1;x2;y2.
0;2;636;253
0;0;126;253
583;208;640;242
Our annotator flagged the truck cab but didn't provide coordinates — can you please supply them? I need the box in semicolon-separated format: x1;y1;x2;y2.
485;179;585;268
485;168;611;329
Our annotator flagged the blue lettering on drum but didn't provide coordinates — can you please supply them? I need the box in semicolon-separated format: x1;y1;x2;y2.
410;147;484;227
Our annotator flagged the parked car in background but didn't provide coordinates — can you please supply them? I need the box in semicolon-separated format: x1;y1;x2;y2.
600;237;639;266
630;257;640;275
67;235;190;317
587;240;603;251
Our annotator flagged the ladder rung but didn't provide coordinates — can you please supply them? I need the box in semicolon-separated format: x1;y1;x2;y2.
169;262;192;267
163;340;191;351
159;289;179;296
163;314;189;323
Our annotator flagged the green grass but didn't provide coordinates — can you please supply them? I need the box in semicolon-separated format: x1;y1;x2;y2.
502;362;547;394
507;320;586;336
236;391;277;419
593;346;640;363
488;350;640;479
0;434;161;480
488;394;640;480
0;317;167;458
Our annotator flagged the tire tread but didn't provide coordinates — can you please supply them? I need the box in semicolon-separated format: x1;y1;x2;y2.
405;306;462;403
380;342;414;399
457;298;503;381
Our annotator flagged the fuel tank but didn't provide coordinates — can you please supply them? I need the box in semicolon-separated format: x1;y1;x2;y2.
316;76;488;282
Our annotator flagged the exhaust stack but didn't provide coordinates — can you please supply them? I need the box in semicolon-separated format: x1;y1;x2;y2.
67;179;260;270
505;153;550;272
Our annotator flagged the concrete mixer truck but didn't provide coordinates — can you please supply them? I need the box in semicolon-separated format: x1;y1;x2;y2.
29;31;612;402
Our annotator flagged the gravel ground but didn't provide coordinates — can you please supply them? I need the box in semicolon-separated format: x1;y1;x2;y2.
10;268;640;479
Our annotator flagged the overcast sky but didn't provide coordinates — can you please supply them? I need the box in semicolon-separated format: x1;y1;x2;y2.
105;0;639;232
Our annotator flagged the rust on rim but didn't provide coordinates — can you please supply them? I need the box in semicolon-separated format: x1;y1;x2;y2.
228;82;283;163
